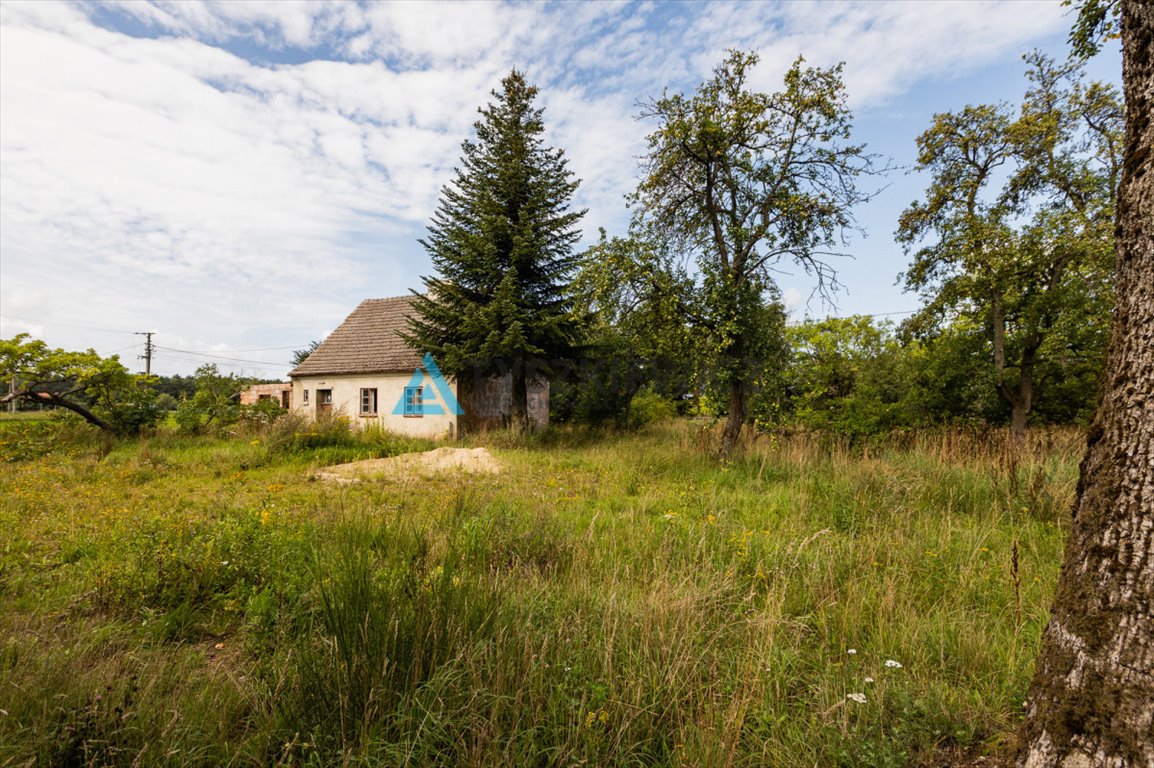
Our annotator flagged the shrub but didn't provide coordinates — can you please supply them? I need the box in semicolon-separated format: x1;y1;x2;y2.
238;399;284;431
98;381;162;436
628;388;678;428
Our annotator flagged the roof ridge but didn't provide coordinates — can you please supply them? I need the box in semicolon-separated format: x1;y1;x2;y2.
289;294;422;377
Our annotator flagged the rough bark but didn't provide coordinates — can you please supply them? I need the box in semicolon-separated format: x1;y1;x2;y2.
719;379;745;456
1;389;114;433
993;292;1038;443
1017;3;1154;766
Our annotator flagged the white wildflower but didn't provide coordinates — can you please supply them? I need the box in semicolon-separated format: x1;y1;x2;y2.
864;677;875;684
846;693;867;704
846;649;857;655
884;659;903;669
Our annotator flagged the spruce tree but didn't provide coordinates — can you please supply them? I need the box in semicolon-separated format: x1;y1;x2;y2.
406;70;584;430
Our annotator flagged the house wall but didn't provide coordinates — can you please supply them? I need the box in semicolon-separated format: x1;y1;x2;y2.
240;383;292;408
457;373;549;433
291;373;457;439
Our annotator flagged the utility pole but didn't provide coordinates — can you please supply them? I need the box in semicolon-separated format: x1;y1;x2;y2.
136;332;154;375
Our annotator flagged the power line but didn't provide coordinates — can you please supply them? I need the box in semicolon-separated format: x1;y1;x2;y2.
136;332;155;375
795;309;919;320
150;351;290;375
153;345;292;367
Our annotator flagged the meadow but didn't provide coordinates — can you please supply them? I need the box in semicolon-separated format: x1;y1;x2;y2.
0;415;1082;767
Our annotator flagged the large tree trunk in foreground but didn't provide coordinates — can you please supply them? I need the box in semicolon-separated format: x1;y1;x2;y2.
1017;3;1153;765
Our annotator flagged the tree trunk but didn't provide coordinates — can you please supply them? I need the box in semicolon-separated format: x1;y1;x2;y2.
1011;349;1037;444
1017;3;1154;765
993;291;1036;443
719;379;745;456
2;390;115;433
1010;404;1029;443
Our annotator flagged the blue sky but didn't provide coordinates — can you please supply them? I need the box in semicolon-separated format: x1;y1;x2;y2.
0;0;1122;378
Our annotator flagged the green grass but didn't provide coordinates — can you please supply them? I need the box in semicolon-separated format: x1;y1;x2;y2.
0;419;1079;766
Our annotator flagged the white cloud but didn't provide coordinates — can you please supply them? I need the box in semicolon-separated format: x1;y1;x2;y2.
782;288;803;313
0;0;1084;374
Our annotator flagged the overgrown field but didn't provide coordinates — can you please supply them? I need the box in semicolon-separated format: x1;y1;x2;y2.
0;418;1082;767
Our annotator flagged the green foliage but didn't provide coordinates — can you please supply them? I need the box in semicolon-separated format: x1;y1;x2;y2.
1065;0;1120;59
174;364;245;435
261;411;432;464
290;340;321;367
406;70;585;428
238;397;284;430
628;387;679;428
98;378;163;436
905;322;1007;426
0;424;1078;766
784;317;921;435
153;392;178;412
897;54;1120;435
776;313;1101;436
555;231;697;426
151;373;196;402
634;50;879;451
0;334;160;435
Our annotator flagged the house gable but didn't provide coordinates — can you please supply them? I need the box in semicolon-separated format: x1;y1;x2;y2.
290;296;421;377
290;294;549;434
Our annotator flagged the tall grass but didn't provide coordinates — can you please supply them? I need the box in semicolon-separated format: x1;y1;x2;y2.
0;422;1082;766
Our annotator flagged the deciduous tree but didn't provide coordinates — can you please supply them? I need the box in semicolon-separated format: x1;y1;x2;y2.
1017;1;1153;764
0;333;158;434
634;50;878;454
898;54;1121;441
558;231;696;426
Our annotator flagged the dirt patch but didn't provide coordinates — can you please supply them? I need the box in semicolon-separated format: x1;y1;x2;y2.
316;447;501;483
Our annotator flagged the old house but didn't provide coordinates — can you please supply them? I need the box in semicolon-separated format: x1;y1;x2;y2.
239;382;292;409
288;296;548;438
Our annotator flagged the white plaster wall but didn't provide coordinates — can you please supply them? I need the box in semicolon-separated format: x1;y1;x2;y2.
291;373;457;439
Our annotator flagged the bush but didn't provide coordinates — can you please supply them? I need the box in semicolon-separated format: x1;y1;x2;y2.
239;399;284;431
174;364;245;435
628;388;678;428
264;412;354;453
262;412;431;464
0;412;108;461
98;382;162;436
153;393;178;412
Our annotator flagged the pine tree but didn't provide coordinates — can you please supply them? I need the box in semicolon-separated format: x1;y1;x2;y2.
406;70;584;430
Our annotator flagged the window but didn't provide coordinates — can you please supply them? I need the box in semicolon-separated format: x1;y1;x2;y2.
360;387;378;416
403;386;423;417
303;389;309;405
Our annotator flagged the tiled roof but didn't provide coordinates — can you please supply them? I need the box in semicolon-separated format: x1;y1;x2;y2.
289;296;422;377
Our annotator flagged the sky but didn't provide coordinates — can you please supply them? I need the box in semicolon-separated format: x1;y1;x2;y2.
0;0;1122;379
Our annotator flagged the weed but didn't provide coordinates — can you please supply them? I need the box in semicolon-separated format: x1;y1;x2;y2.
0;422;1080;766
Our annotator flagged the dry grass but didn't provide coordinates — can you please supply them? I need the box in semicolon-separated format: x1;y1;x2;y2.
0;421;1083;767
